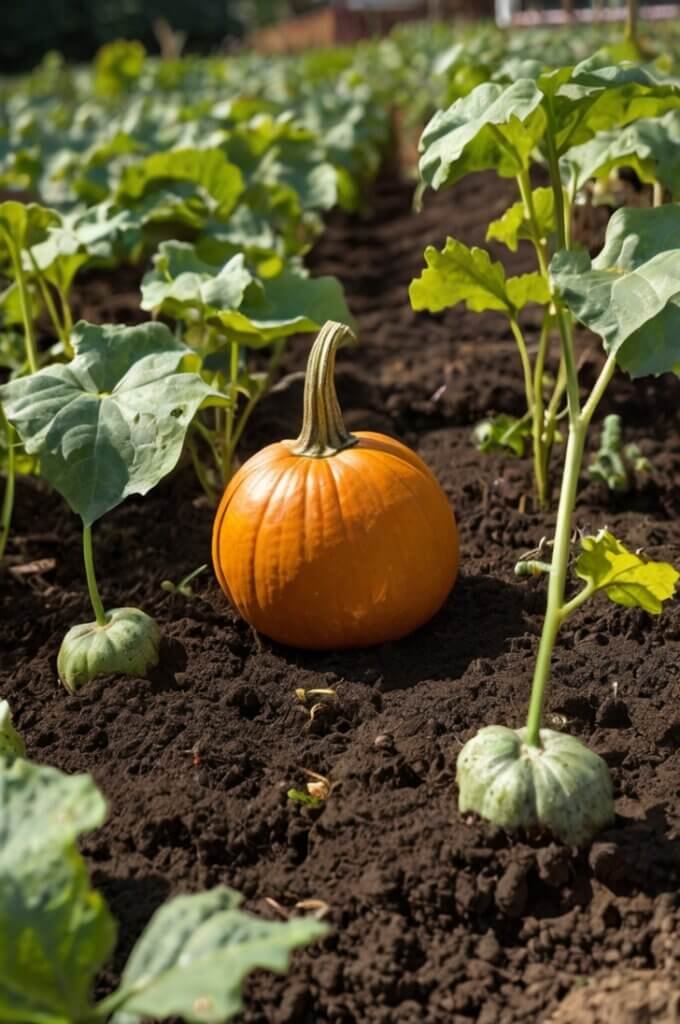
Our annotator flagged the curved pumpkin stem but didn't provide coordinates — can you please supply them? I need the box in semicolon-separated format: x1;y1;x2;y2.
292;320;359;458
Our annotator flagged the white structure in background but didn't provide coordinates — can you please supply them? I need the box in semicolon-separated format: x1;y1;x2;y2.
496;1;680;25
496;0;519;24
343;0;420;7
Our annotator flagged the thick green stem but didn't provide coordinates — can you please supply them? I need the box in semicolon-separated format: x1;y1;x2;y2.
525;352;618;747
3;234;39;374
82;524;107;627
292;321;357;458
525;420;586;747
0;409;15;562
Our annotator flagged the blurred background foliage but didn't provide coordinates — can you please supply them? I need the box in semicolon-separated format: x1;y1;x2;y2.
2;0;323;71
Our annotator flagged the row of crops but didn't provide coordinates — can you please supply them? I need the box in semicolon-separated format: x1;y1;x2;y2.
1;17;680;1021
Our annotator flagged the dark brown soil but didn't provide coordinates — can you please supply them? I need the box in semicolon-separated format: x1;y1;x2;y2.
1;172;679;1024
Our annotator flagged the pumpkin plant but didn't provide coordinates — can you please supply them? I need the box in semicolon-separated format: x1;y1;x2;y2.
0;320;221;691
141;242;354;495
0;716;326;1023
410;58;680;508
212;320;459;649
456;204;680;846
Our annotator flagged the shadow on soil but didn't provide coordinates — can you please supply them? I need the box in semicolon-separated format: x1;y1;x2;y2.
276;572;534;691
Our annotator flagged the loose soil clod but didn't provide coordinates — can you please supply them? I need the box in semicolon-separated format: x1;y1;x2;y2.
1;172;679;1023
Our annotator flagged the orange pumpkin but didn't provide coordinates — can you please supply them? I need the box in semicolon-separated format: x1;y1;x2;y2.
212;321;459;649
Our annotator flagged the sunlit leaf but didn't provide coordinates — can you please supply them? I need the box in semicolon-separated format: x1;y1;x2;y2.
576;529;679;613
410;237;549;315
486;187;556;252
419;79;545;189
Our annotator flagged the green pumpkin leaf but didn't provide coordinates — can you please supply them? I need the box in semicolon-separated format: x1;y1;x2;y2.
0;760;115;1024
550;205;680;377
486;187;557;252
410;237;549;315
576;530;679;613
0;321;220;526
0;700;24;762
561;109;680;197
105;888;327;1024
0;201;60;254
116;149;244;228
549;58;680;155
419;79;545;190
142;244;354;346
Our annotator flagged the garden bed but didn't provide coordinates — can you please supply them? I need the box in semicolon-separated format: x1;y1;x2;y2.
2;171;679;1023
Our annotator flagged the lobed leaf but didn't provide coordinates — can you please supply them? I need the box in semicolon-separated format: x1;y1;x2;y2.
108;888;327;1024
409;237;549;315
0;201;60;255
550;205;680;377
142;244;355;346
486;187;556;252
576;529;679;613
0;321;220;525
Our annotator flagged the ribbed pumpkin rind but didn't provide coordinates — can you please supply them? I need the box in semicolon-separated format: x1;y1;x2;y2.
212;431;459;649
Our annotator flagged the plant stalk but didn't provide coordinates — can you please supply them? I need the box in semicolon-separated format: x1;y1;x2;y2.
524;419;586;747
525;349;618;747
3;233;39;374
82;523;107;627
29;254;72;355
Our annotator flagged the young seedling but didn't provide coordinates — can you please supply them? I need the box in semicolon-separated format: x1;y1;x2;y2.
588;414;650;493
457;204;680;846
287;769;332;807
0;321;222;691
161;563;208;598
294;687;337;723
